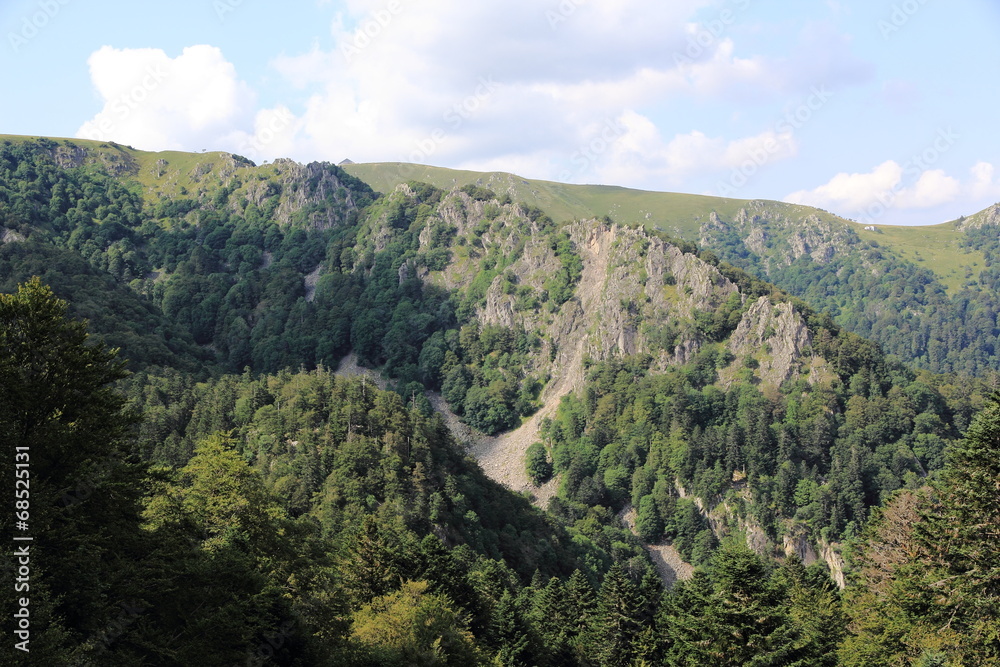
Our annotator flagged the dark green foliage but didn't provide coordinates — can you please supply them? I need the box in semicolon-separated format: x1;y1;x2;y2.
544;342;962;547
0;278;145;660
544;231;584;305
591;563;645;666
841;394;1000;664
6;137;1000;664
0;241;210;372
703;214;1000;376
129;367;599;582
635;494;663;543
0;139;380;378
0;141;567;438
525;442;553;485
659;543;842;666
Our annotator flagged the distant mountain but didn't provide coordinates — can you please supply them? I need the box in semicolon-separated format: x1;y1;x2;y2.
7;134;1000;664
0;135;982;580
344;161;1000;376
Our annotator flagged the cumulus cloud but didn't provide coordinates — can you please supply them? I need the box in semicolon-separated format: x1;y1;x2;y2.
896;169;961;209
76;45;255;151
71;1;872;197
786;160;995;220
970;161;1000;200
259;0;862;178
786;161;905;211
545;110;798;190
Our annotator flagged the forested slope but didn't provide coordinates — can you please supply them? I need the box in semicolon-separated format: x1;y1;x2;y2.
2;136;999;664
344;160;1000;377
698;202;1000;376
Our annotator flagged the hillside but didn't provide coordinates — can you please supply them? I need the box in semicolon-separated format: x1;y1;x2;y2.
342;160;990;285
4;135;1000;664
344;160;1000;376
0;135;981;565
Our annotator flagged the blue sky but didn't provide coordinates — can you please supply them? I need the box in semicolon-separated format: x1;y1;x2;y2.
1;0;998;226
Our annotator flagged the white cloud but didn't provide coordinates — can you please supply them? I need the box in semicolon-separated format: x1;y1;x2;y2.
563;110;798;190
76;45;254;151
896;169;961;209
970;161;1000;200
785;160;994;219
257;0;860;178
786;161;904;211
222;106;302;162
70;2;872;197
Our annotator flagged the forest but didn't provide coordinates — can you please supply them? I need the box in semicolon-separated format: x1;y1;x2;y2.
700;211;1000;377
1;137;999;664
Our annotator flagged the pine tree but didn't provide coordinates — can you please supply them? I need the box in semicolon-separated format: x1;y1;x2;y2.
343;515;404;604
0;278;147;661
592;563;644;666
775;557;845;666
531;576;576;665
491;588;533;666
841;395;1000;664
661;543;795;666
925;394;1000;654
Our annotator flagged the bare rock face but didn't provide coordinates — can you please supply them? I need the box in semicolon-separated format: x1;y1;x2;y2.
958;202;1000;229
782;531;820;565
45;140;138;176
1;228;26;244
242;159;362;229
470;220;742;381
728;297;811;387
819;539;847;588
52;143;90;169
700;202;858;272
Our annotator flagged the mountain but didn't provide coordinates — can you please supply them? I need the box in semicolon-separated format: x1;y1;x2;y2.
344;161;1000;376
2;135;997;664
1;135;981;556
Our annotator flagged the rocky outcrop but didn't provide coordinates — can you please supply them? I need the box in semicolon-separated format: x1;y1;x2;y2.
1;228;25;244
958;202;1000;229
700;201;860;272
727;297;811;387
818;539;846;588
242;159;362;229
469;219;740;375
45;140;139;176
782;530;820;565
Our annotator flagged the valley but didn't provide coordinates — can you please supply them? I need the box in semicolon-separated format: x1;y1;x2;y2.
2;134;999;664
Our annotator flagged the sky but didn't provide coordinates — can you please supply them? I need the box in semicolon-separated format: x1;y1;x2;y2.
1;0;998;226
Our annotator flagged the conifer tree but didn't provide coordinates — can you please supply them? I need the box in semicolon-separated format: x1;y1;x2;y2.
842;395;1000;663
592;562;644;666
0;278;146;662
